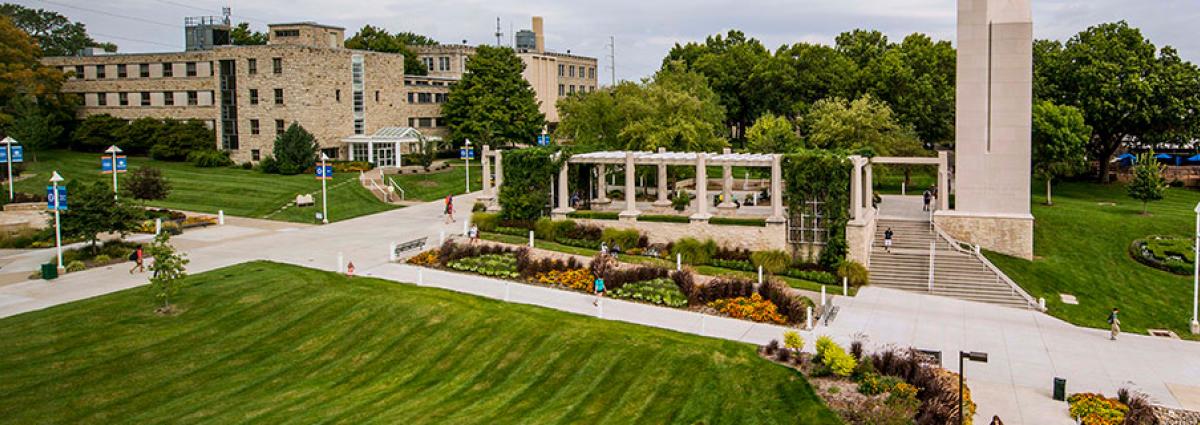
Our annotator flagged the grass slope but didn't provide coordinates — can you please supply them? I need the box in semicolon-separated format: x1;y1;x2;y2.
389;161;482;202
12;150;397;223
987;181;1200;340
0;261;841;424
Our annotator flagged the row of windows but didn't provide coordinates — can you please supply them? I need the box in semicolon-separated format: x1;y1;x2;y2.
408;117;439;128
86;91;210;107
66;57;283;80
404;79;451;87
419;55;465;73
558;84;597;96
558;64;597;80
246;88;285;106
245;119;289;137
407;92;448;104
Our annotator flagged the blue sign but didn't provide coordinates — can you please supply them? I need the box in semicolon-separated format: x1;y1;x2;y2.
315;165;334;179
459;147;475;160
537;134;551;146
101;156;128;174
0;146;23;163
45;186;67;211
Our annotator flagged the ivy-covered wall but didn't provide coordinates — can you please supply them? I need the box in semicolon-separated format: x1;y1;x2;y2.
499;146;568;221
782;150;852;268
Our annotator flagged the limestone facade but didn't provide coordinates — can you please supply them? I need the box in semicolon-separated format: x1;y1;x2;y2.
573;218;788;252
934;211;1034;259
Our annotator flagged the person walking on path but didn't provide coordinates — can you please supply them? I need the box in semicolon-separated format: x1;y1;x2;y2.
593;275;605;306
1108;308;1121;340
468;224;479;244
883;228;894;253
443;195;455;224
922;189;932;212
128;245;144;274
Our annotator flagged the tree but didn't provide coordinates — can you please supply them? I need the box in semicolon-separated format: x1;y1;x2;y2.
124;167;171;201
412;135;439;170
147;232;188;314
663;30;769;140
4;96;61;160
802;95;906;153
835;29;890;70
0;4;114;56
71;114;126;151
747;42;854;120
1127;152;1168;214
861;34;956;147
59;181;143;253
147;119;213;161
117;117;167;155
1032;101;1090;205
745;113;800;153
345;25;428;75
442;45;544;148
394;31;438;46
555;87;622;151
230;22;266;45
0;15;73;129
272;122;317;175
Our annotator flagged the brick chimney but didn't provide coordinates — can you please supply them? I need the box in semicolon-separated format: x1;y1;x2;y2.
532;16;544;53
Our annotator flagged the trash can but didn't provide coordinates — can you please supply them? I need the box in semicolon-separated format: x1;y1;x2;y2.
40;263;58;280
1053;377;1067;401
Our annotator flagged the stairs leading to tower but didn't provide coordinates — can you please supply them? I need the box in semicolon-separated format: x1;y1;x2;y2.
869;219;1033;309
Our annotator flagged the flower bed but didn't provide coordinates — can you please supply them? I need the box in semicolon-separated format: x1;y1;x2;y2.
447;253;519;279
611;278;687;307
708;293;786;324
1068;393;1128;425
534;268;594;291
1129;235;1193;275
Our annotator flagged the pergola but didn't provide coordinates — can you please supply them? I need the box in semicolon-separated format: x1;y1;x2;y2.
340;127;439;167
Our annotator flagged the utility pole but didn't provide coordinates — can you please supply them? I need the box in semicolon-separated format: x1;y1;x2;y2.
495;17;502;46
607;36;617;86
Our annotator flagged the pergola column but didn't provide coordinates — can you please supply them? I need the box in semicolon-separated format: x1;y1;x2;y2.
552;159;573;219
767;154;785;224
367;140;374;164
690;153;711;222
938;150;950;211
594;164;610;204
718;147;736;211
619;152;639;221
863;162;873;211
653;147;670;207
487;150;503;212
850;156;863;221
479;145;493;200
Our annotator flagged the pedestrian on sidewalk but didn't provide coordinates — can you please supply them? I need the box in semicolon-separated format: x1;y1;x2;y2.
883;227;894;253
1108;308;1121;340
128;245;144;274
444;195;455;224
346;261;356;278
922;189;932;211
611;243;621;260
593;275;605;306
468;224;479;244
600;241;609;256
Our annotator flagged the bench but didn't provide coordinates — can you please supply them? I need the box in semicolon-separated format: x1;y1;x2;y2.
390;237;428;261
295;194;315;207
822;305;840;326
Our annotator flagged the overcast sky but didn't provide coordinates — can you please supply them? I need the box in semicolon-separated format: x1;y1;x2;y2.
15;0;1200;82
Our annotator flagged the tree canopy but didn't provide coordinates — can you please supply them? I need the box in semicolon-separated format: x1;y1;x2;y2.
0;15;75;138
0;3;114;56
442;45;544;148
230;22;267;45
801;95;921;157
345;25;433;76
1031;101;1090;205
59;181;143;252
745;113;800;153
272;122;318;175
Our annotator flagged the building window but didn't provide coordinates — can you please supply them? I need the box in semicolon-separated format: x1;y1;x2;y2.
117;64;127;78
249;89;259;105
351;55;364;135
187;91;198;106
569;65;575;78
417;93;432;104
140;92;151;106
375;90;379;102
162;63;173;77
96;65;106;79
74;65;83;79
590;67;596;80
118;92;128;106
569;85;575;94
96;92;107;106
163;91;174;106
250;119;260;135
435;93;447;103
251;149;260;161
247;58;257;75
274;88;283;105
407;92;413;103
418;117;433;128
139;63;149;78
272;57;282;74
558;64;564;77
558;84;564;96
438;56;450;71
408;117;415;127
274;29;300;37
336;89;341;102
275;119;285;135
421;57;434;72
352;144;367;161
186;62;197;77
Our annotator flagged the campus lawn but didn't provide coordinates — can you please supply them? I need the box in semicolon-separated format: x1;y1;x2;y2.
388;160;482;202
10;150;397;223
987;180;1200;340
0;261;842;424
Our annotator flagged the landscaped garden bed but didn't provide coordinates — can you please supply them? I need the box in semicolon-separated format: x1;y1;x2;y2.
1129;235;1193;275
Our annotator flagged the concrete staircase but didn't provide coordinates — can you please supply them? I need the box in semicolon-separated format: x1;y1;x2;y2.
869;219;1033;309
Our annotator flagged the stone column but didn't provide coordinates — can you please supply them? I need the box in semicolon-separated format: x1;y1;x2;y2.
690;153;711;222
768;154;785;224
938;150;950;211
653;147;670;207
552;160;573;218
367;140;374;164
620;152;639;221
487;150;503;212
595;164;610;204
718;147;736;211
864;162;874;211
849;156;863;221
479;145;493;200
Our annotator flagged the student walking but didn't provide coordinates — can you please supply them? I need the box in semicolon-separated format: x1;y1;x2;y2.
922;189;932;212
593;275;606;306
128;245;144;274
468;224;479;243
883;227;894;253
443;195;455;224
1108;308;1121;340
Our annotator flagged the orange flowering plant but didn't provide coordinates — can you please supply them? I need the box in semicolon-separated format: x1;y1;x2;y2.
535;268;594;291
407;249;439;266
707;293;786;324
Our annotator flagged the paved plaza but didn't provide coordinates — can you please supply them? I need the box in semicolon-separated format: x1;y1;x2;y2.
0;194;1197;424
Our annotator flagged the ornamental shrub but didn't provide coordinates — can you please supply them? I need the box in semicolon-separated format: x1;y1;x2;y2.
751;250;791;274
187;149;234;167
671;237;717;265
124;167;172;201
498;146;566;221
707;293;786;324
1067;393;1128;425
472;212;499;232
783;331;804;353
815;336;857;377
838;260;870;287
272;122;318;175
66;260;86;273
601;227;641;249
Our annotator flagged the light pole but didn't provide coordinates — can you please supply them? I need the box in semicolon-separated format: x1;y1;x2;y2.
463;139;472;194
320;153;330;224
1192;202;1200;334
959;351;988;425
104;145;122;199
2;136;19;201
49;171;64;270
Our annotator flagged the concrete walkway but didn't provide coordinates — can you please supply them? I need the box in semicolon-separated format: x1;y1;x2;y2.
1;192;1198;424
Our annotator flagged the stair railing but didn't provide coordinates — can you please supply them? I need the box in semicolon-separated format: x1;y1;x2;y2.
931;223;1044;311
387;177;406;201
928;240;935;293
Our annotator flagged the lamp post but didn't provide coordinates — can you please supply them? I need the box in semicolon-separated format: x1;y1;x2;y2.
1192;202;1200;334
104;145;122;199
49;171;64;270
959;351;988;425
463;139;472;193
320;153;330;224
2;136;18;201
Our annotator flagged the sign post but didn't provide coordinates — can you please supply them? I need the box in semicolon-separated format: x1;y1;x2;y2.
1;137;23;201
101;145;126;200
48;171;66;270
316;154;332;224
461;139;474;193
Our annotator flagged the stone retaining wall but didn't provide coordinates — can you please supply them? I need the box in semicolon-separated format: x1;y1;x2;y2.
572;218;787;252
934;211;1034;260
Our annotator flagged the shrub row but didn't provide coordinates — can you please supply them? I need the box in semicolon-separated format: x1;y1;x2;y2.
867;347;976;425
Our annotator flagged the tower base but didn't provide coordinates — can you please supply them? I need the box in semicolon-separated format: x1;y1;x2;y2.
934;211;1033;260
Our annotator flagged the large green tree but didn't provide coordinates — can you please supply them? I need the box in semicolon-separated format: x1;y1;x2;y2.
442;45;544;148
59;181;143;253
1127;152;1167;214
0;3;114;56
748;43;855;120
858;33;956;147
230;22;267;45
272;122;318;175
745;113;800;153
664;30;768;140
801;95;918;155
3;96;61;160
0;15;74;132
1031;101;1090;205
345;25;429;76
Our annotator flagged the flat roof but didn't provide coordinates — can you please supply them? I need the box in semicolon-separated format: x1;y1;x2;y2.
268;22;345;30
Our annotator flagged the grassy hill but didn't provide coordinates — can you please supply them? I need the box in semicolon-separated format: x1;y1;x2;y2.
0;261;841;424
988;180;1200;340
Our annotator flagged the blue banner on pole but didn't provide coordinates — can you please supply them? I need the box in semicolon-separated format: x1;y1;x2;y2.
537;135;551;146
315;165;333;179
0;146;23;163
45;186;67;211
101;156;127;174
460;147;475;160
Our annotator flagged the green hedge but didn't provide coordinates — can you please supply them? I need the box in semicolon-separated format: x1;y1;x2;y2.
638;214;690;224
709;217;767;227
567;211;620;220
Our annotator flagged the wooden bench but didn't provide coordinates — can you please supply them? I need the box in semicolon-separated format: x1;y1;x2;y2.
295;194;315;207
390;237;428;261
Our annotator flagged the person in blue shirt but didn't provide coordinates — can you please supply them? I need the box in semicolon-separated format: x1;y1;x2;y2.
593;276;605;306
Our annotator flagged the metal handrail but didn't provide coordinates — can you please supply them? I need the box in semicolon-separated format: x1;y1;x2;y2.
387;177;406;201
931;223;1044;311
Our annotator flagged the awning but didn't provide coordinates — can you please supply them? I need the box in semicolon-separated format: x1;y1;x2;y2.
340;127;440;145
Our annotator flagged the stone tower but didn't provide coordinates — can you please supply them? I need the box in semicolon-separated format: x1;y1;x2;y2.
934;0;1034;259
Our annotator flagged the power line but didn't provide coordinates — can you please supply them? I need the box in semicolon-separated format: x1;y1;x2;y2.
151;0;271;25
90;31;179;49
31;0;177;29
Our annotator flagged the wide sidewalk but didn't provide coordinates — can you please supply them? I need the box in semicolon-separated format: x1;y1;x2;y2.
0;192;1197;424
